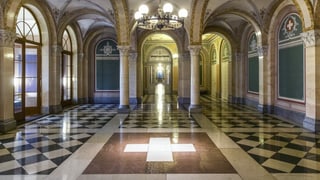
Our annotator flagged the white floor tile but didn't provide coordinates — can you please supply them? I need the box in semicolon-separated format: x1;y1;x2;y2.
124;144;148;152
23;160;57;174
147;151;173;161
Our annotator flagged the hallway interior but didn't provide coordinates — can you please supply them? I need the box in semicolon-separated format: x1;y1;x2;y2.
0;83;319;179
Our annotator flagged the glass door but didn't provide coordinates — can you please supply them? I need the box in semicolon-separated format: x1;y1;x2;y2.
62;53;72;106
25;45;40;115
14;42;41;122
14;43;24;121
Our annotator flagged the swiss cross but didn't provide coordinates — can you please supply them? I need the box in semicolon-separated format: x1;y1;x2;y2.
286;18;294;31
124;137;196;162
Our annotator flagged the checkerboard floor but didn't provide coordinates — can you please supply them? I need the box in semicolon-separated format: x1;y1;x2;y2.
226;132;320;173
120;95;200;129
0;94;319;179
201;95;320;174
0;104;116;175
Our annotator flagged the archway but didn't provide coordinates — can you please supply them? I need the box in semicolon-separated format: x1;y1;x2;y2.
201;33;232;101
141;34;178;96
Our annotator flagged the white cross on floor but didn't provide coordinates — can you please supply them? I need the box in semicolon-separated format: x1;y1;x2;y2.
124;137;196;162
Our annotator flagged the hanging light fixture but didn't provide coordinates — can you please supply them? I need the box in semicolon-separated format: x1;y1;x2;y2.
134;1;188;30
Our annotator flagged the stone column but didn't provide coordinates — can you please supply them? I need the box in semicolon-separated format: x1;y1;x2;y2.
129;52;139;104
0;29;16;132
77;53;86;104
233;52;244;104
49;45;62;113
118;45;130;113
178;52;190;105
301;30;320;131
188;45;202;113
257;45;272;113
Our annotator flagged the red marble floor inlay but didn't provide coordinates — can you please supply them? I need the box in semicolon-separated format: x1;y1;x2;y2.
83;133;236;174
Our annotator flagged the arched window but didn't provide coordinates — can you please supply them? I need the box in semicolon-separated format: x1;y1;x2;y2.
248;33;259;93
14;7;42;121
95;39;120;90
62;29;72;105
278;13;304;101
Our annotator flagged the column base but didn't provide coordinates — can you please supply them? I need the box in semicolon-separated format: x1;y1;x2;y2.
78;98;89;104
130;97;142;104
178;97;190;104
0;118;16;133
189;104;202;113
231;97;245;104
118;105;130;113
258;104;273;113
49;104;63;114
303;116;320;132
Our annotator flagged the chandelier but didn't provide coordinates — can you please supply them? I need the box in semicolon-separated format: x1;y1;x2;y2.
134;1;188;30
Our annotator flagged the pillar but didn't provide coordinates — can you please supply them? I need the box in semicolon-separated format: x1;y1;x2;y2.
188;45;202;113
0;29;16;132
178;52;190;105
49;45;62;113
233;52;244;104
129;52;139;104
301;30;320;131
118;45;130;113
77;53;87;104
257;45;272;113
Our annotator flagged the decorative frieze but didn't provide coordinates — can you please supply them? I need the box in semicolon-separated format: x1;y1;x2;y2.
301;30;320;47
0;29;16;47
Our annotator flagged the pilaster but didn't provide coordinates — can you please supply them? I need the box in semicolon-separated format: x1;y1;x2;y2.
0;29;16;132
257;45;273;113
178;52;191;105
301;30;320;131
129;52;140;104
49;45;62;113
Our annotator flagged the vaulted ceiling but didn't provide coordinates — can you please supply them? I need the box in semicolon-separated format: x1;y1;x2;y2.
43;0;298;39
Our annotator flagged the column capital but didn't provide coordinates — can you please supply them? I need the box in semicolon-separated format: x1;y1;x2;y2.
0;29;16;47
257;45;268;58
188;45;202;56
235;52;243;61
301;30;320;47
117;45;131;55
51;45;63;53
129;52;138;61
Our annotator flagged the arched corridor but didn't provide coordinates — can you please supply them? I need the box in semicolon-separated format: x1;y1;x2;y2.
0;0;320;179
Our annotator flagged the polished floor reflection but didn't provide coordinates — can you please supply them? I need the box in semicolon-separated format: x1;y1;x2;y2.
0;85;319;179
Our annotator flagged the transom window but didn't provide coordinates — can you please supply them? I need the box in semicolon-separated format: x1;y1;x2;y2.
16;7;40;43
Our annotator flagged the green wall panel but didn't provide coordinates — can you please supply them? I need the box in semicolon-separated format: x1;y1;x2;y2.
95;39;120;91
248;57;259;93
96;60;120;90
279;44;304;100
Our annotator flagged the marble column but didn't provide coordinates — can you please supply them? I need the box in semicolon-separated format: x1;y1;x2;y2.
129;52;139;104
118;45;130;113
178;52;190;105
188;45;202;113
49;45;62;113
233;52;244;104
0;29;16;132
77;53;87;104
257;45;272;113
301;30;320;131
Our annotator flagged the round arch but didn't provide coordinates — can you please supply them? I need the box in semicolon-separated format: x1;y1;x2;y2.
13;0;57;114
140;34;178;96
